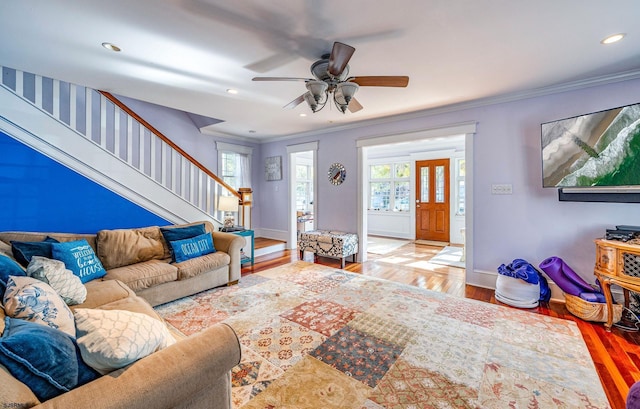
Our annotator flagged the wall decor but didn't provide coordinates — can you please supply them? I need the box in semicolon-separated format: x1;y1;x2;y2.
328;163;346;185
265;156;282;181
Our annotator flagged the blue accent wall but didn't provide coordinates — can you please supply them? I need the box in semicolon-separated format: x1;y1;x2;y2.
0;131;169;233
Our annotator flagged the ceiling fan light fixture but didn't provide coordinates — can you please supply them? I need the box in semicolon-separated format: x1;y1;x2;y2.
334;82;359;113
306;80;328;102
303;92;318;112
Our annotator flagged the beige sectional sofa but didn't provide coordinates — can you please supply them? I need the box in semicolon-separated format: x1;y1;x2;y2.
0;220;246;307
0;221;245;408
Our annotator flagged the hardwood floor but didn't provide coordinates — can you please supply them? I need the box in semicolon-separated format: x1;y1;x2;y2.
241;241;640;409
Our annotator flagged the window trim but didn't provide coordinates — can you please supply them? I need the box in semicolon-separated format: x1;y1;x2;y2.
368;160;410;212
215;141;253;189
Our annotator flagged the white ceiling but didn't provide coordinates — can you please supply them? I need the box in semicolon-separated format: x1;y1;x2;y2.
2;1;640;142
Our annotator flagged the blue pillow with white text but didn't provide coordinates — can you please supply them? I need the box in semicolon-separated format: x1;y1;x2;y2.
160;224;207;261
51;239;107;283
169;232;216;263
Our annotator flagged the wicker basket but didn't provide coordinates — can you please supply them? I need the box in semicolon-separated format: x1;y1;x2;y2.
565;294;623;323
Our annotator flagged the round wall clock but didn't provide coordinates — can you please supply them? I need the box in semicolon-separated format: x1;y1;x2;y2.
328;163;346;185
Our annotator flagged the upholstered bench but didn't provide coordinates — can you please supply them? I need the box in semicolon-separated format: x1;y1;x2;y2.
298;230;358;268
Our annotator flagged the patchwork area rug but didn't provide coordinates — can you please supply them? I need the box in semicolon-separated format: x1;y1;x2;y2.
155;261;610;409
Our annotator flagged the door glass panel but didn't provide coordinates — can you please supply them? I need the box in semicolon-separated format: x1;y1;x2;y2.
420;167;429;202
435;165;445;203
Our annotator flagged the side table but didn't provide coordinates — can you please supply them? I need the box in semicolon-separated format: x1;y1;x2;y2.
234;229;254;266
593;238;640;330
220;228;254;266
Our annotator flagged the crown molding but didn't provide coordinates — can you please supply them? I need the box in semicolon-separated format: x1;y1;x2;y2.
258;68;640;144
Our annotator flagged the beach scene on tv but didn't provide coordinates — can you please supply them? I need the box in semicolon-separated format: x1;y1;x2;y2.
541;103;640;188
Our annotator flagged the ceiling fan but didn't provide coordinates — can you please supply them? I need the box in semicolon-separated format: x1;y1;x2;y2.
252;41;409;114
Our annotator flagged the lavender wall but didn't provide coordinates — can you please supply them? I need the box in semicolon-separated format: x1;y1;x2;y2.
257;78;640;284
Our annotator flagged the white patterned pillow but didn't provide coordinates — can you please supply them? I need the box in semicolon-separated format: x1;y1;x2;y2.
3;276;75;337
74;309;176;374
26;256;87;305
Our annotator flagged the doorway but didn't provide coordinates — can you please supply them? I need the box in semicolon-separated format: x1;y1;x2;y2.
287;142;318;249
356;122;475;269
415;159;450;242
294;151;314;237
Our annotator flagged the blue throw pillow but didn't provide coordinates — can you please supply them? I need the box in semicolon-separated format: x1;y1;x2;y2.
0;255;26;294
169;232;216;263
160;223;206;243
51;239;107;283
160;224;207;261
11;237;60;267
0;317;99;401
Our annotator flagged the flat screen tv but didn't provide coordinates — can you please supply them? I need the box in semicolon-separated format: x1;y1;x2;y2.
541;102;640;189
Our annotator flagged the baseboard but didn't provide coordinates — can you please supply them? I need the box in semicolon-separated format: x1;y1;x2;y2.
367;231;413;240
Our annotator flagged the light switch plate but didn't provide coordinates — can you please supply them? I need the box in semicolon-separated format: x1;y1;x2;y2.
491;184;513;194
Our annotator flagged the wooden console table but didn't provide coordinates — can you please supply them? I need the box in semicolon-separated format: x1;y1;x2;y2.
593;238;640;330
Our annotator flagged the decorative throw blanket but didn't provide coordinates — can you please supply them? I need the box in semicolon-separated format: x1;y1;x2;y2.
156;261;610;409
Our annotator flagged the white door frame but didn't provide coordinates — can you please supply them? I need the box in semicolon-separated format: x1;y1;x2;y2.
356;122;476;275
286;141;318;249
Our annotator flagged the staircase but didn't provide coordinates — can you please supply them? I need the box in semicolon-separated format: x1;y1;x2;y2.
254;237;286;258
0;66;238;226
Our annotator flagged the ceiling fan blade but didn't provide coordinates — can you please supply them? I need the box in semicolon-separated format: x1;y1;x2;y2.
328;42;355;77
349;76;409;87
283;93;307;109
252;77;312;82
348;97;363;113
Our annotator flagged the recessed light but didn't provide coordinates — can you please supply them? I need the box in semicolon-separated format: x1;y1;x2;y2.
101;42;121;52
299;113;307;117
226;89;238;94
601;33;625;44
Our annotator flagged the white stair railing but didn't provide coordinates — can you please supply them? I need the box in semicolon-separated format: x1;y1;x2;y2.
0;66;239;222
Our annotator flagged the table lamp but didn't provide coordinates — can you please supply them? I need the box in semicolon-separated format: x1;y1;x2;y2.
218;195;238;228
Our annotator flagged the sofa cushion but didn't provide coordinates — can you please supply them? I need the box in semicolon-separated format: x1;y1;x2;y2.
74;308;176;375
51;239;107;283
105;259;178;292
11;237;59;267
0;317;99;401
96;226;165;270
0;254;26;295
73;279;135;310
174;251;231;280
3;276;75;337
97;293;163;320
27;256;87;305
169;232;216;263
0;241;15;261
0;363;40;409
